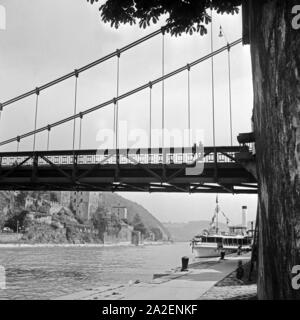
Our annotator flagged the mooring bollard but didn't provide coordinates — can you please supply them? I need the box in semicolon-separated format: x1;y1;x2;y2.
236;260;244;280
220;250;226;260
181;256;189;271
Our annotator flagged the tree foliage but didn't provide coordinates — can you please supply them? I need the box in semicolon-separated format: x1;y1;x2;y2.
110;213;122;235
87;0;240;35
91;206;108;239
150;227;163;240
132;213;148;235
0;214;6;230
49;192;59;203
14;191;27;208
5;209;29;232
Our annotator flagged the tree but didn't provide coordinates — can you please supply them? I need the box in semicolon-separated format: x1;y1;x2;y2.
246;1;300;300
87;0;240;35
150;227;163;241
91;206;109;241
0;214;6;230
5;209;29;232
110;213;122;236
132;213;148;236
14;191;27;209
132;213;142;225
49;192;59;203
87;0;300;299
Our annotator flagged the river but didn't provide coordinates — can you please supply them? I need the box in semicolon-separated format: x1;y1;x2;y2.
0;242;195;300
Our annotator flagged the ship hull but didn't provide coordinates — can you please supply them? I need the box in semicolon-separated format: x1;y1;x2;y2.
192;244;237;258
192;246;220;258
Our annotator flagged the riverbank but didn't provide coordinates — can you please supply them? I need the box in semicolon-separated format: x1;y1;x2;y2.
0;242;194;299
0;240;171;248
55;253;253;300
201;259;257;300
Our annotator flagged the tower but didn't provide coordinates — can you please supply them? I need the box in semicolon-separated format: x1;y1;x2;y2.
242;206;247;228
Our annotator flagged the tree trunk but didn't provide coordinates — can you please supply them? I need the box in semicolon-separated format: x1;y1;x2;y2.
249;0;300;299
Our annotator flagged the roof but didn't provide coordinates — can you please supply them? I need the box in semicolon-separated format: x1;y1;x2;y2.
197;234;246;239
229;225;247;229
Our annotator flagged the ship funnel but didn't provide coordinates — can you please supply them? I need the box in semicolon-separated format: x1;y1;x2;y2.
242;206;247;228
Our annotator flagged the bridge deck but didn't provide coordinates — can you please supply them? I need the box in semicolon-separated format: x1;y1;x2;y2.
0;147;257;194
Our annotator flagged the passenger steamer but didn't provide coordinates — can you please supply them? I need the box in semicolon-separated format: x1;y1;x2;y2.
191;198;253;258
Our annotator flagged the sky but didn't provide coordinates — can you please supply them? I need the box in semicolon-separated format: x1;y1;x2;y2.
0;0;257;224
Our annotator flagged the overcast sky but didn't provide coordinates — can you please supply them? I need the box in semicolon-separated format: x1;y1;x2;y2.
0;0;257;224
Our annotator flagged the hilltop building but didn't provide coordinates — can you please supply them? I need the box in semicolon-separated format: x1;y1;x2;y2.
60;191;103;221
111;206;128;220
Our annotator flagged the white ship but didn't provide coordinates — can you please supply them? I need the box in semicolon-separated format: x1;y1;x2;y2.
191;197;253;258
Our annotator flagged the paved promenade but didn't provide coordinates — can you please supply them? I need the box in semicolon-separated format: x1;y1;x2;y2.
55;253;251;300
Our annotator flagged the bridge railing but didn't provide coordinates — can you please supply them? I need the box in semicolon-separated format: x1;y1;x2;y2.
0;146;245;167
204;152;236;163
0;152;198;166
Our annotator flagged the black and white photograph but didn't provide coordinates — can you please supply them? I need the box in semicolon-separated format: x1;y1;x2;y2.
0;0;299;307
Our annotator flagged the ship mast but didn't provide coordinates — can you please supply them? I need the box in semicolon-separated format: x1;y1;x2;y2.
216;195;219;234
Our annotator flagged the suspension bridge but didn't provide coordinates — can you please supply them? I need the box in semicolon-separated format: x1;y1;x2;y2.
0;27;257;194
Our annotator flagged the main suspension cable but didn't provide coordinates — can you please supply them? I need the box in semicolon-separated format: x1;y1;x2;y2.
0;39;242;148
1;29;163;110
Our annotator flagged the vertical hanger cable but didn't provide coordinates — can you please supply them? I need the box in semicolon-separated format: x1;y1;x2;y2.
162;30;165;159
33;88;40;151
210;9;216;149
72;70;79;151
114;50;120;151
227;45;233;146
149;82;152;149
47;125;51;151
187;64;191;146
79;113;83;150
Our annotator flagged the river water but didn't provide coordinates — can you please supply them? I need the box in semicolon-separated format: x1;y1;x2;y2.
0;242;195;300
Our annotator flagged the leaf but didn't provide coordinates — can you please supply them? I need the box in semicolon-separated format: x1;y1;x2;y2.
90;0;241;37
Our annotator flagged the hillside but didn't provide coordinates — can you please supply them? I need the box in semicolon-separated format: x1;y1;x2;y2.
0;191;11;225
101;193;171;240
0;191;10;209
0;191;170;243
163;221;228;242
